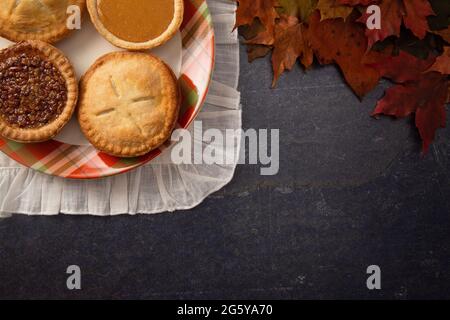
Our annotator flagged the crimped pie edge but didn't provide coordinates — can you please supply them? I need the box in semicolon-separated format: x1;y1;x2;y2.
86;0;184;51
0;0;86;44
0;40;79;143
78;52;181;158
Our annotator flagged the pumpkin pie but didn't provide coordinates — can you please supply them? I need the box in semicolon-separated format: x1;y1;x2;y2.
0;41;78;143
0;0;86;43
78;52;180;157
87;0;184;50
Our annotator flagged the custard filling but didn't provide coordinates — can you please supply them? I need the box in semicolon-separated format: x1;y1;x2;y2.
97;0;175;43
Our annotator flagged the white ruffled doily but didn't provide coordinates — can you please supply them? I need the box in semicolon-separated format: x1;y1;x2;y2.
0;0;241;217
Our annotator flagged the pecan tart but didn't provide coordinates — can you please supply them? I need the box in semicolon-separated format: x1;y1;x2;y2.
0;0;86;43
87;0;184;50
0;41;78;143
78;52;180;157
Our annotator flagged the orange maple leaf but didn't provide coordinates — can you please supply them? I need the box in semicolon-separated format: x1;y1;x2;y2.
427;47;450;75
317;0;354;21
432;27;450;44
270;15;314;86
235;0;279;37
307;11;383;98
245;14;313;86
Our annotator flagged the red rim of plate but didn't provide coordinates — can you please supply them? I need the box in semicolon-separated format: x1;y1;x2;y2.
0;0;215;179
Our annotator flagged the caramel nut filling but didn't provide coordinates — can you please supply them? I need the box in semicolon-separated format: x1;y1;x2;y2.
0;44;68;129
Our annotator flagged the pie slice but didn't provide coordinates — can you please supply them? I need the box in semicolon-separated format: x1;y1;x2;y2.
78;52;181;157
0;40;78;143
87;0;184;50
0;0;86;43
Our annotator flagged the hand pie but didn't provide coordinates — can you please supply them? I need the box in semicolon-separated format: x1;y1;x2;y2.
87;0;184;50
78;52;181;157
0;0;86;43
0;41;78;142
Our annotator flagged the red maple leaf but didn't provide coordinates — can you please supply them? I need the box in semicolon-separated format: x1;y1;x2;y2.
358;0;435;48
371;50;436;82
372;51;448;152
402;0;435;39
307;11;384;98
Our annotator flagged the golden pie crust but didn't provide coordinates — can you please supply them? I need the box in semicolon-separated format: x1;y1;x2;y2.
87;0;184;50
0;40;78;143
0;0;86;43
78;52;181;158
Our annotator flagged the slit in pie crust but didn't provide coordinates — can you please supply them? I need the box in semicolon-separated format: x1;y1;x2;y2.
78;52;181;158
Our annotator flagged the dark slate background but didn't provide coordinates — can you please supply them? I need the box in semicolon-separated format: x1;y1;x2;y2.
0;43;449;300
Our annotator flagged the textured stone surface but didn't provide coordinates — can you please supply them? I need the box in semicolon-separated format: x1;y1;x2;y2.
0;43;449;299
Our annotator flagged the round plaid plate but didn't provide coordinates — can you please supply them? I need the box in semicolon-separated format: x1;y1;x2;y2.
0;0;215;179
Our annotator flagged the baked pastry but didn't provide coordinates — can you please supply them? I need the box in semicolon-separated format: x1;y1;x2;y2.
0;41;78;143
87;0;184;50
78;52;180;157
0;0;86;43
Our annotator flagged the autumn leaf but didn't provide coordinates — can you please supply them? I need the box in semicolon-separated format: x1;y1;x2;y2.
432;27;450;44
317;0;354;21
394;31;441;59
370;50;435;82
269;15;313;86
239;19;267;40
307;11;383;98
370;26;440;60
235;0;448;154
239;1;316;85
357;0;403;49
373;73;447;152
358;0;435;48
372;51;448;152
413;75;449;150
427;47;450;75
427;0;450;32
403;0;436;39
239;19;275;60
235;0;279;36
241;17;276;45
278;0;319;22
247;44;273;62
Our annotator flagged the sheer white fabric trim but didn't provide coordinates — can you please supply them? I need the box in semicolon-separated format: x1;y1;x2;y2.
0;0;241;218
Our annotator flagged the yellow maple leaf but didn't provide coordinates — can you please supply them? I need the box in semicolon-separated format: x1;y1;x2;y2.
316;0;353;21
277;0;319;22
